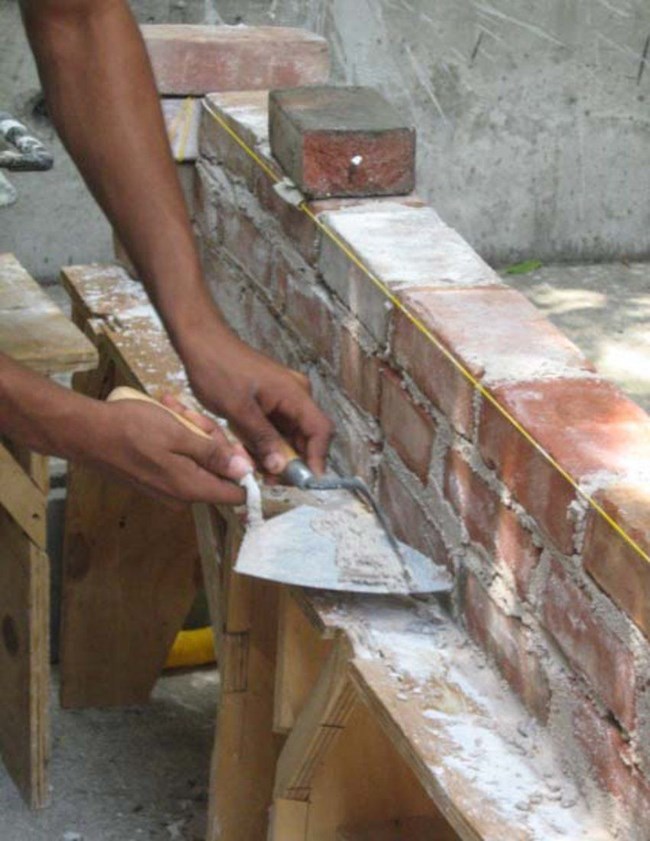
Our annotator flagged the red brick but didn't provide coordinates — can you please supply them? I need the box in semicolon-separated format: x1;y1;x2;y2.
541;559;636;729
377;459;450;568
573;693;650;819
392;307;475;436
243;294;302;370
379;370;436;482
444;450;540;599
222;208;273;290
200;92;278;188
285;276;337;367
338;324;383;418
143;25;330;95
269;86;415;199
393;286;589;439
584;483;650;640
479;379;650;553
460;570;551;722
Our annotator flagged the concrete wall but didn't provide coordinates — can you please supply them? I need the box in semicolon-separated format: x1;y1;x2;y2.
219;0;650;265
2;0;649;278
0;0;220;280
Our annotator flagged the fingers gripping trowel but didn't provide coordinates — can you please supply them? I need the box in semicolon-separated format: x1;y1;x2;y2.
108;388;452;596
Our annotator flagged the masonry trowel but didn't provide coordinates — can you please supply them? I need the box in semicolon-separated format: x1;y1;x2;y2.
107;387;453;595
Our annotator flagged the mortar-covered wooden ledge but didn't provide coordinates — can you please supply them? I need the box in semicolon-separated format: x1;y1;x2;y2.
61;262;616;841
0;254;97;809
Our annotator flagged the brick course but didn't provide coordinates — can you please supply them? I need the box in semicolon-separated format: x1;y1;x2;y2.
192;73;650;823
143;25;330;95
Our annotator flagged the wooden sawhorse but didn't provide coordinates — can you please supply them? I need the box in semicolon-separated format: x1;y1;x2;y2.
0;253;97;808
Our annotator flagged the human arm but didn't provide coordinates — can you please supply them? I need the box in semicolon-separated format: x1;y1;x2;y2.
0;352;250;505
19;0;333;475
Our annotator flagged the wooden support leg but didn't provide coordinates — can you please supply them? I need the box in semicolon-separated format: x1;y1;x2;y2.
60;463;201;708
299;698;458;841
60;352;201;708
198;509;283;841
0;504;50;808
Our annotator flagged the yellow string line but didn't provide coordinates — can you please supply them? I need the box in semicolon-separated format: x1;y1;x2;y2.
203;100;650;567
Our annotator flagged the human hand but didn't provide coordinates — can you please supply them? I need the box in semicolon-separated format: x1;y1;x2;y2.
181;325;334;478
88;393;253;507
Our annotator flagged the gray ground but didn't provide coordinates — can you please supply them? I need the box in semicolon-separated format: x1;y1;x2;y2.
504;262;650;413
0;670;217;841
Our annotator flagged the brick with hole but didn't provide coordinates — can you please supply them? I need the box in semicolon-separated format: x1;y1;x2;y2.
143;25;330;95
269;86;415;199
583;483;650;640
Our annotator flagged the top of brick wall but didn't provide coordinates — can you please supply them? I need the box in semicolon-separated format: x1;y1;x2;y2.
142;25;330;96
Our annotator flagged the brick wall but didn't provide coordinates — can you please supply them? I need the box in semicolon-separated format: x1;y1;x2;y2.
147;25;650;835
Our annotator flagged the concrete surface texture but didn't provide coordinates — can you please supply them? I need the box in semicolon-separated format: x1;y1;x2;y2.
506;261;650;413
219;0;650;265
0;670;216;841
2;1;650;277
0;0;220;280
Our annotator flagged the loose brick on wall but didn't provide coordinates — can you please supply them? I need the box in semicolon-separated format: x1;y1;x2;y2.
143;25;330;95
479;378;650;554
583;483;650;640
269;86;415;199
541;558;636;730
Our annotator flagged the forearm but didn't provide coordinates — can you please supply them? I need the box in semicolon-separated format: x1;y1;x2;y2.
0;352;104;459
20;0;223;350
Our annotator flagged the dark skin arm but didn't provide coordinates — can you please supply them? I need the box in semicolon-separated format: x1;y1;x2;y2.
0;351;249;505
15;0;332;500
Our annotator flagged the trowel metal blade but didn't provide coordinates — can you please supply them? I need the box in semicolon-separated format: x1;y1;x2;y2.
234;505;453;595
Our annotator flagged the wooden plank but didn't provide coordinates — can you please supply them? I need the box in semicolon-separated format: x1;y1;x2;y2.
269;799;310;841
0;440;46;549
192;502;226;653
337;816;454;840
305;694;453;841
0;505;50;808
207;576;282;841
274;589;333;734
0;254;97;375
274;634;355;801
60;454;201;708
0;440;49;495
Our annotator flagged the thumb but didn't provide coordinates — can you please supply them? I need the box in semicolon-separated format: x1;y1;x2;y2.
231;400;289;475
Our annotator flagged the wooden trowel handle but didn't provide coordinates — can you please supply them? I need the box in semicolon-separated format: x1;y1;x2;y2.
106;386;213;440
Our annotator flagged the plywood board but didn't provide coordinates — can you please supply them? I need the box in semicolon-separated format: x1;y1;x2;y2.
0;505;49;808
0;254;96;375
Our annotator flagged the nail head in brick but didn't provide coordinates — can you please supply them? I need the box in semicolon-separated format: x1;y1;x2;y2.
269;86;415;199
